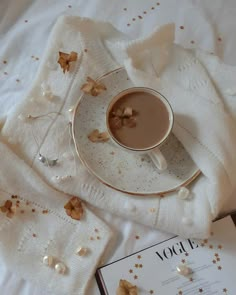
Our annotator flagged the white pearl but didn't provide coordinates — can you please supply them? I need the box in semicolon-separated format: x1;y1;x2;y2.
43;255;54;267
55;262;66;274
178;187;190;200
76;247;89;256
182;217;193;226
176;264;192;276
68;107;74;113
51;176;60;183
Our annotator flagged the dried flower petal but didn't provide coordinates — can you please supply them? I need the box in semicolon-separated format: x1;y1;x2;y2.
81;77;106;96
64;196;84;220
123;107;133;118
116;279;138;295
0;200;16;218
123;117;137;128
88;129;109;143
58;51;78;73
109;116;122;130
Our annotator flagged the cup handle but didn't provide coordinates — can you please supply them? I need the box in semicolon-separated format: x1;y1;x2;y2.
148;147;167;171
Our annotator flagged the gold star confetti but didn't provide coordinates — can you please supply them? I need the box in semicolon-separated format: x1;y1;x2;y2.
223;288;227;293
181;259;186;263
218;245;223;249
218;266;222;270
129;269;133;273
137;255;142;259
135;264;139;268
134;275;138;280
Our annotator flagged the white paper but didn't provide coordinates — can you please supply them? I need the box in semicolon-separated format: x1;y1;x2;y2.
96;216;236;294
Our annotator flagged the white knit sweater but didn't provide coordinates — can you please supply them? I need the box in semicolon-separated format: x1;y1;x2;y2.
1;16;236;294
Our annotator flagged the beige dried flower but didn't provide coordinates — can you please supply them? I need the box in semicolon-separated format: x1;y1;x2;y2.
64;197;84;220
116;279;138;295
88;129;109;143
58;51;78;73
0;200;16;218
81;77;106;96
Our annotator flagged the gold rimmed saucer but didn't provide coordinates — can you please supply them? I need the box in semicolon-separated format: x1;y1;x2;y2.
72;68;200;196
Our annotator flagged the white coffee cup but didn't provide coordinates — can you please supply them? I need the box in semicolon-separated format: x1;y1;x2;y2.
106;87;174;171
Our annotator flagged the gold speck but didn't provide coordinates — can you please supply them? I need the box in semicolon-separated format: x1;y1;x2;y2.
137;255;142;259
3;60;7;64
96;236;100;240
203;239;208;243
134;275;138;280
218;245;222;249
90;236;94;240
185;252;189;256
134;264;139;268
84;48;88;53
129;269;133;273
135;235;140;240
209;244;213;249
149;208;156;213
215;253;219;257
32;233;36;237
32;208;36;213
139;264;143;268
94;228;99;233
212;260;216;264
199;288;203;293
151;7;155;10
149;290;154;294
218;265;222;270
181;259;185;263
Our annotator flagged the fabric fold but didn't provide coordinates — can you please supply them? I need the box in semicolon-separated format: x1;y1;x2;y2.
1;15;236;241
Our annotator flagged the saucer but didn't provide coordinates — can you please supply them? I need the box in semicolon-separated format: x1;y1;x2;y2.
72;68;200;196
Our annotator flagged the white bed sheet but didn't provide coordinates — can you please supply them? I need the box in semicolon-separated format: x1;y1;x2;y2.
1;0;236;294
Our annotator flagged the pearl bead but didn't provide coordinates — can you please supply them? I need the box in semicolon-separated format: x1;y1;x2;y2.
178;187;190;200
43;255;54;267
182;216;193;226
76;247;89;256
176;264;192;276
55;262;67;274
